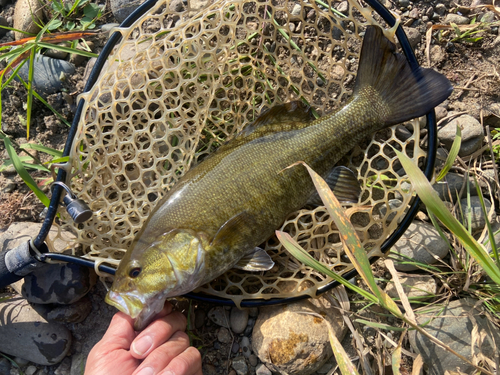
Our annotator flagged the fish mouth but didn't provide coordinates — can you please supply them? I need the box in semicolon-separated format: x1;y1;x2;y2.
105;290;145;319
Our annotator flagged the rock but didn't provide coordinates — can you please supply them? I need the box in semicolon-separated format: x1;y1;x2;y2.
0;358;11;375
240;336;252;358
459;136;483;157
459;196;495;232
21;262;97;305
0;16;9;38
169;0;185;12
44;47;69;60
409;298;500;375
444;14;470;25
336;1;349;15
484;220;500;254
391;221;449;271
0;295;72;365
432;172;477;202
385;274;437;301
430;45;445;65
70;351;86;375
435;106;448;122
404;27;421;49
438;115;484;156
291;4;302;16
248;307;259;318
255;363;272;375
379;199;403;222
25;365;38;375
480;11;495;23
208;306;230;328
13;0;44;40
471;0;492;6
409;8;419;19
110;0;147;23
232;356;248;375
217;327;232;344
16;55;75;98
398;0;409;8
253;294;345;375
249;354;258;367
46;296;93;323
230;307;249;334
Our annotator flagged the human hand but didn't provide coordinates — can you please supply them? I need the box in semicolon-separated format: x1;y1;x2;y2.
85;301;202;375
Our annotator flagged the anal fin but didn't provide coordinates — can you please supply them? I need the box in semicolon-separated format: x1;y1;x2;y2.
307;166;361;207
234;247;275;272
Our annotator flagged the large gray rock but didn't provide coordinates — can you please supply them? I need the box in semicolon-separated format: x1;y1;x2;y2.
459;196;496;233
409;298;500;375
433;172;477;202
385;274;437;301
444;13;470;25
0;295;72;365
252;294;346;375
438;115;484;157
391;221;449;271
16;55;75;98
13;0;44;40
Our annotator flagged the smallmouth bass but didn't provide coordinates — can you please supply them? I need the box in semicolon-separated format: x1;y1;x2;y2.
106;25;452;329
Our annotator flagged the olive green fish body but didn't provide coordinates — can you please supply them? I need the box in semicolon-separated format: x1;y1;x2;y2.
106;26;452;330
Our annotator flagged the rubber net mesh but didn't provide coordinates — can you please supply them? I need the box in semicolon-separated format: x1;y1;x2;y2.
48;0;427;305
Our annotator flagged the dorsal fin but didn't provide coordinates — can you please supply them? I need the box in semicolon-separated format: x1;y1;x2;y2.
240;101;315;137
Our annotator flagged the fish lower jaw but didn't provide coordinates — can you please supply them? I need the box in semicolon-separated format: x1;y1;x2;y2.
105;291;144;319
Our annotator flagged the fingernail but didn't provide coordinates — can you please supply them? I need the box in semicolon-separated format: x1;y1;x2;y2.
132;335;153;356
136;367;155;375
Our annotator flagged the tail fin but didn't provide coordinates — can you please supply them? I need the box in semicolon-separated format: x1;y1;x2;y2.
354;26;452;126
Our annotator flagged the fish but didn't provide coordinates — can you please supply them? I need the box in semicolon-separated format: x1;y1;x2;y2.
105;25;452;330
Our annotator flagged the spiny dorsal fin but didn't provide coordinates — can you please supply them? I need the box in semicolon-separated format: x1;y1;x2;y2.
307;166;362;207
354;25;452;126
234;247;275;271
240;101;315;137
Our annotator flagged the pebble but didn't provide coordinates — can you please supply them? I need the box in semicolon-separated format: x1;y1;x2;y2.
2;182;17;193
398;0;409;8
230;307;249;334
253;294;346;375
435;106;448;122
240;336;252;358
232;341;240;354
432;172;477;202
25;365;38;375
430;45;446;65
481;11;495;23
232;356;248;375
0;358;11;375
404;27;421;48
379;199;403;222
410;298;500;375
249;354;258;367
217;327;232;344
248;307;259;318
208;306;230;328
336;1;349;15
110;0;147;23
21;262;96;305
459;196;495;232
391;221;449;271
203;364;218;375
255;363;272;375
16;55;75;99
385;274;437;301
13;0;44;40
291;4;302;16
408;8;419;19
435;3;447;16
169;0;185;12
0;296;72;365
444;13;470;25
46;296;93;323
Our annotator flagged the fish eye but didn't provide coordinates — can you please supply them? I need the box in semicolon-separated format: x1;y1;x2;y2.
129;267;142;278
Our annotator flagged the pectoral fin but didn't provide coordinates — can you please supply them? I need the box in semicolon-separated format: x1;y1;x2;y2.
307;166;362;206
234;247;275;271
210;211;256;249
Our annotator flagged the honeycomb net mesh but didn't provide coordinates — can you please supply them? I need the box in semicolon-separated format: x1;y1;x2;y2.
50;0;427;305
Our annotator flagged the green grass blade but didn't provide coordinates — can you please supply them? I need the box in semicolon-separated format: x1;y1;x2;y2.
276;230;378;303
0;135;50;207
36;42;98;58
396;150;500;284
26;48;36;139
474;176;499;267
436;124;461;182
20;143;63;157
354;319;407;331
